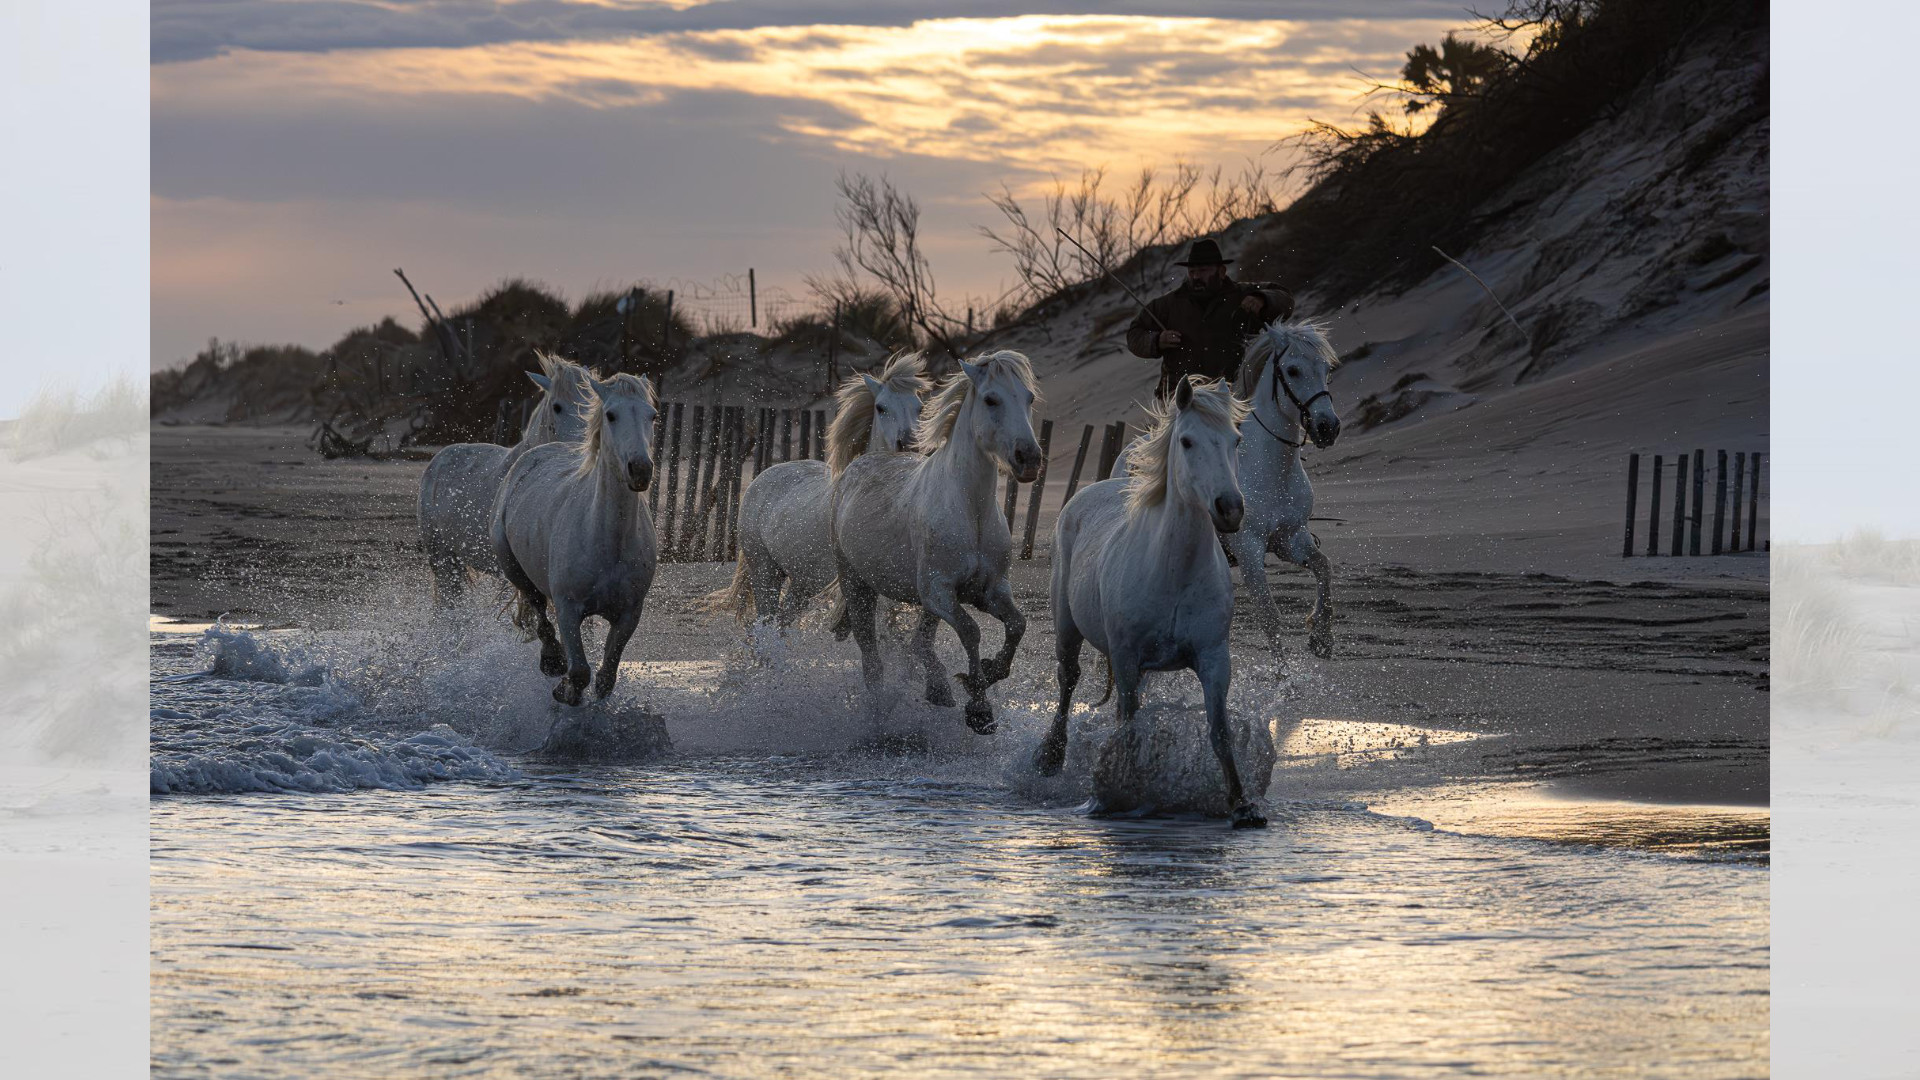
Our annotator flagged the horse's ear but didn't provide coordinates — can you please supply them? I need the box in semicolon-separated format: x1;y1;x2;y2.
526;371;552;392
861;372;884;397
588;375;614;397
960;360;986;384
1173;375;1195;412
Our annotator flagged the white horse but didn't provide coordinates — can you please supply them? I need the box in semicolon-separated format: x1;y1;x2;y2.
493;374;659;705
713;352;930;628
1035;377;1266;827
830;350;1043;733
1229;320;1343;664
419;351;594;604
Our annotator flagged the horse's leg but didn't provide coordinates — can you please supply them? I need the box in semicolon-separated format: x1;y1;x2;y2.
923;585;991;734
593;607;641;700
1274;526;1335;660
1199;646;1264;828
976;578;1027;686
840;570;884;691
1233;530;1288;674
499;541;565;676
427;546;465;607
1033;621;1082;776
912;609;956;707
550;599;592;706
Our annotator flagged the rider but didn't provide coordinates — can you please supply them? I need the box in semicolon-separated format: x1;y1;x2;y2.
1125;237;1294;399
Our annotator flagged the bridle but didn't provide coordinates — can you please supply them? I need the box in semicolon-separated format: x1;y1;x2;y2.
1247;339;1330;448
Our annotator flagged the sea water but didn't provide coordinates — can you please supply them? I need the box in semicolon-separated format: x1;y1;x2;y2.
149;617;1767;1078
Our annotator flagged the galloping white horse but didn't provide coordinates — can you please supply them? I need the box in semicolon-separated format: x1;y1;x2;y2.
831;351;1043;733
1229;320;1343;664
419;351;594;604
493;374;659;705
1036;377;1264;827
714;352;930;627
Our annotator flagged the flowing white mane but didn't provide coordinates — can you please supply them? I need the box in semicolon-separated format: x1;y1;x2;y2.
527;351;595;444
826;351;930;476
1235;318;1341;400
572;372;655;478
915;350;1042;453
1126;377;1249;516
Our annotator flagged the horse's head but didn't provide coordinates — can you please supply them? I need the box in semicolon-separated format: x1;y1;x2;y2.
1135;376;1246;532
861;370;924;454
1246;321;1342;449
583;374;658;491
525;354;596;445
959;352;1042;483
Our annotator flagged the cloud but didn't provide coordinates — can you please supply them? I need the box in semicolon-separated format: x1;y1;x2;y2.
152;0;1471;63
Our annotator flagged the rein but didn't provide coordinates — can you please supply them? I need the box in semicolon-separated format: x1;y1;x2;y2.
1248;339;1331;448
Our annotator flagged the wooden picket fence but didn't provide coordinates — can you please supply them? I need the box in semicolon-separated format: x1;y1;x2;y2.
1620;449;1766;557
649;400;1136;562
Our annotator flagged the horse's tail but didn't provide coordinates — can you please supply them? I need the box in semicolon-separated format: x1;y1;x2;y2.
819;580;851;639
1093;655;1114;706
700;557;756;624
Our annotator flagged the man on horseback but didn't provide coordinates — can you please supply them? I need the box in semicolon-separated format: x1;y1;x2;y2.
1125;237;1294;398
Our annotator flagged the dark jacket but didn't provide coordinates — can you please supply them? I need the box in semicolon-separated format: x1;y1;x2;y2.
1125;276;1295;397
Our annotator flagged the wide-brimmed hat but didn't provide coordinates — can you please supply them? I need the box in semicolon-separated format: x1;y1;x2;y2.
1173;237;1234;267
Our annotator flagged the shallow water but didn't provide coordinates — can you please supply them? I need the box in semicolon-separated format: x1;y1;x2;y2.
150;619;1768;1077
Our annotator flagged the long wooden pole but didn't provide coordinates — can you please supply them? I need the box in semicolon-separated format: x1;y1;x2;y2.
1646;455;1663;557
1062;424;1094;507
1622;453;1639;558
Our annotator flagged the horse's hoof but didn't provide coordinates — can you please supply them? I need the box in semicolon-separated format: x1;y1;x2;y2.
592;680;616;701
925;684;957;708
552;682;583;707
981;659;1012;684
1032;738;1066;777
953;672;988;696
964;699;996;735
1231;804;1268;830
540;653;567;677
1309;633;1333;660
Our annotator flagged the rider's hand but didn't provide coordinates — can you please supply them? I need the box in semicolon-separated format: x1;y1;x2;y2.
1159;330;1183;349
1240;295;1265;315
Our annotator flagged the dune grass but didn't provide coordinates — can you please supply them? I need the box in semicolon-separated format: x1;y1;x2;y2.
8;374;146;462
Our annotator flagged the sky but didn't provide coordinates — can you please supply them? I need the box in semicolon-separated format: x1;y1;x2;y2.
149;0;1475;369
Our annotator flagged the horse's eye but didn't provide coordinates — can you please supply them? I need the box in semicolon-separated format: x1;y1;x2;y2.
553;403;563;414
875;405;886;415
1180;437;1193;450
1287;367;1302;378
984;396;1000;407
607;412;618;423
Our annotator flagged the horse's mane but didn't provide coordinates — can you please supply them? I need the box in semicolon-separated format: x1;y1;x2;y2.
573;372;656;478
826;351;930;476
527;351;594;444
1235;318;1341;400
915;349;1043;454
1127;377;1250;516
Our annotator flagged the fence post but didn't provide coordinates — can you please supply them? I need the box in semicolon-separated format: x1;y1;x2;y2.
1711;449;1728;555
1021;419;1055;560
748;269;757;328
1622;453;1639;558
1095;422;1120;481
729;408;749;557
1747;452;1762;551
1670;452;1687;557
815;410;827;459
1062;424;1095;508
780;409;794;462
758;408;773;473
1730;452;1745;553
1646;454;1663;557
662;402;685;554
675;405;705;560
708;408;734;560
690;405;724;558
1688;448;1705;556
664;290;674;354
649;403;667;516
798;410;812;467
